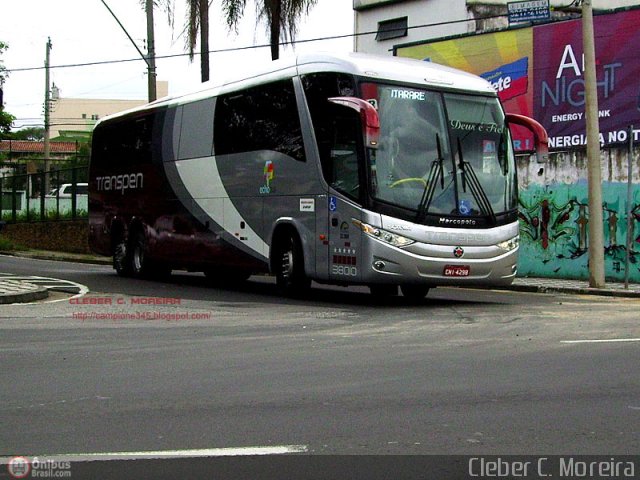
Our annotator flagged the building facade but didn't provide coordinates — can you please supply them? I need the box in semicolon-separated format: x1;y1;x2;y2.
49;81;169;139
354;0;640;55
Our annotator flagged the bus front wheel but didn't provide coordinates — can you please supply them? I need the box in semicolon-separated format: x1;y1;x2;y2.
275;233;310;296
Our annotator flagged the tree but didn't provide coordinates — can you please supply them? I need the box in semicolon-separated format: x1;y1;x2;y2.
184;0;211;82
10;127;44;141
0;40;15;137
222;0;318;61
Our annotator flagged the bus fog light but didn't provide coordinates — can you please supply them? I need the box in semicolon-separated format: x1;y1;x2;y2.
373;260;386;270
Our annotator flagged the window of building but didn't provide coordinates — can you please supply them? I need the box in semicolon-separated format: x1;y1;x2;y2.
375;17;408;41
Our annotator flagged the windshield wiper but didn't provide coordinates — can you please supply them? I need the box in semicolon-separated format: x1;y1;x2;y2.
457;137;467;193
416;134;444;223
456;137;497;225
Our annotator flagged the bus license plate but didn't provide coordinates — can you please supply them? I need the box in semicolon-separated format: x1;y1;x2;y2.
443;265;470;277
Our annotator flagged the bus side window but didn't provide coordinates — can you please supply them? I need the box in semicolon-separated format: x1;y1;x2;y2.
301;73;360;199
178;98;215;160
326;112;360;199
214;79;305;162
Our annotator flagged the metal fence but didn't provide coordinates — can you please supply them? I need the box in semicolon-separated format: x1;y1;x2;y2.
0;166;89;223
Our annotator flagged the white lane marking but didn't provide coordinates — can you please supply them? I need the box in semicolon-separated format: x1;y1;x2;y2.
0;445;309;464
561;338;640;344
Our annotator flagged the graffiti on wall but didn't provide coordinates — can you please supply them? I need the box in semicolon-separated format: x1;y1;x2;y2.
518;183;640;281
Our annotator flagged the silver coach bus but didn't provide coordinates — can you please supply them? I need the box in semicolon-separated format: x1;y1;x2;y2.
89;52;547;298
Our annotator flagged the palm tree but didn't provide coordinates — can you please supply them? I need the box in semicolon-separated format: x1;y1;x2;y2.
185;0;211;82
141;0;211;83
222;0;318;61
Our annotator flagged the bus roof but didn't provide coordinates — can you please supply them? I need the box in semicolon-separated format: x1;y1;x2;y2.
96;52;496;125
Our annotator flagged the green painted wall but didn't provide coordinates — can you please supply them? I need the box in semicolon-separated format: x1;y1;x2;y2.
518;182;640;281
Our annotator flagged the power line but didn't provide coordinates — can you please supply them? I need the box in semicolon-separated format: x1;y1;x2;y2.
6;13;506;74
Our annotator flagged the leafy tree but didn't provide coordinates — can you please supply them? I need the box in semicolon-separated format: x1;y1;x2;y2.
0;40;15;137
10;127;45;141
222;0;318;61
142;0;211;83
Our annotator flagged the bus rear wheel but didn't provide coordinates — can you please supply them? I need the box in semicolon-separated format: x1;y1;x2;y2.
115;230;170;279
275;233;310;296
113;238;131;277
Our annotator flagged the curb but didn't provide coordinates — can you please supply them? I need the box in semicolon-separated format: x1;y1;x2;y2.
0;250;111;266
0;281;49;305
499;283;640;298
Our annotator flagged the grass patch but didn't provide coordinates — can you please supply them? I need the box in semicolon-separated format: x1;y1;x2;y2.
1;209;88;223
0;235;27;251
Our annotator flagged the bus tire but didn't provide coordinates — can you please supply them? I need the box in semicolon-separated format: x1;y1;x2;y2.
113;238;132;277
400;284;430;301
128;230;147;277
275;233;310;296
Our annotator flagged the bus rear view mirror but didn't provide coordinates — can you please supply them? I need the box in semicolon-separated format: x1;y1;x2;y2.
506;113;549;163
328;97;380;149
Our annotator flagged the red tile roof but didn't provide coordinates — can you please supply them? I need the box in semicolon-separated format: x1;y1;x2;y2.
0;140;79;154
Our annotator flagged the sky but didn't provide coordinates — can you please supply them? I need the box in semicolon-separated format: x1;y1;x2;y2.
0;0;355;130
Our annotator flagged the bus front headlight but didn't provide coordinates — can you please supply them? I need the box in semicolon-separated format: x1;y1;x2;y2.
353;220;415;248
497;235;519;252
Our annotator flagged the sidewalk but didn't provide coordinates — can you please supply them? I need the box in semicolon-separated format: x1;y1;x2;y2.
1;249;640;303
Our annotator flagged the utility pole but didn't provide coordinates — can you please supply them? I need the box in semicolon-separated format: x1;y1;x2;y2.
100;0;156;103
582;0;605;288
145;0;157;102
43;37;52;194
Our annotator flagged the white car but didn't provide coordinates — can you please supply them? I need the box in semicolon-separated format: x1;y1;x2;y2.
47;183;88;198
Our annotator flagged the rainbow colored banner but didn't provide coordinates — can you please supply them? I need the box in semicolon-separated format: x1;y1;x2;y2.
396;9;640;150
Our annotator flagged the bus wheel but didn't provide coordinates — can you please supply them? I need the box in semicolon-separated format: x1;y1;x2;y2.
369;284;398;297
275;234;310;296
400;284;430;301
125;231;147;277
113;239;131;277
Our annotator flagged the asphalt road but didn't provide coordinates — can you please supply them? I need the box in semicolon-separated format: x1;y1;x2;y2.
1;255;639;477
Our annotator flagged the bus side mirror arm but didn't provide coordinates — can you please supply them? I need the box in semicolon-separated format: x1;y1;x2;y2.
506;113;549;163
328;97;380;149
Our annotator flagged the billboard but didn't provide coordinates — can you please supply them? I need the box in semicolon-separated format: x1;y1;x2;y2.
396;9;640;150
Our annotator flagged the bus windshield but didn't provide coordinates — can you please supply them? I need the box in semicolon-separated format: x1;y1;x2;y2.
361;82;517;225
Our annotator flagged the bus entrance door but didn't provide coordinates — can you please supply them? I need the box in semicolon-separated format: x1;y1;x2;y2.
328;196;362;283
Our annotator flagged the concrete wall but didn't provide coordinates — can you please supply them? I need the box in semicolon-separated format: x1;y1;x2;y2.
1;220;90;254
517;148;640;282
354;0;470;56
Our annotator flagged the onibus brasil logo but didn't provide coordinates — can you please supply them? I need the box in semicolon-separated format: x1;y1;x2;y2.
7;456;71;478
